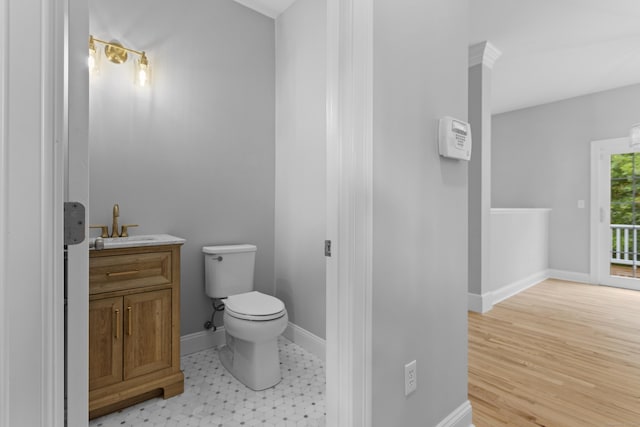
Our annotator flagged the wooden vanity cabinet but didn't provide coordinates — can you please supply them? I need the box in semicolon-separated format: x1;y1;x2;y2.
89;244;184;419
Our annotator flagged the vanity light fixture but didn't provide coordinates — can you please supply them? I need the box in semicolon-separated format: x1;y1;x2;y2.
88;35;151;87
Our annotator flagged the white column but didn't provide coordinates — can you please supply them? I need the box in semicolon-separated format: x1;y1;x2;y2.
468;41;501;312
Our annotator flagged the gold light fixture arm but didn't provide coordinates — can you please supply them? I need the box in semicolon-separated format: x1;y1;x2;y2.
91;36;146;57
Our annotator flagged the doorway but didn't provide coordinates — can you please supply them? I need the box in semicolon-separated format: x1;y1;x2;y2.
591;137;640;291
69;1;372;426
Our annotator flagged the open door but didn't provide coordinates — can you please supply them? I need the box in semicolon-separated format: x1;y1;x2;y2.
65;0;90;424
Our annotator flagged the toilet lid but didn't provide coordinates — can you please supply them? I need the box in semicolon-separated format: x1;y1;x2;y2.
225;291;286;321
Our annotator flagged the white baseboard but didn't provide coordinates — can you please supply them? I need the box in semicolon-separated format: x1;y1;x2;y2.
467;292;491;313
180;328;226;356
491;270;549;305
548;269;591;284
469;270;550;313
283;322;326;362
180;321;327;361
436;400;474;427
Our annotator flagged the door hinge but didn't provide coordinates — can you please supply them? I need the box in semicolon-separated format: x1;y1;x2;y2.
324;240;332;257
64;202;86;245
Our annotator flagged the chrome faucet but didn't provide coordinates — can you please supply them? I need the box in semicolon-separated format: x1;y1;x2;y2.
111;203;120;237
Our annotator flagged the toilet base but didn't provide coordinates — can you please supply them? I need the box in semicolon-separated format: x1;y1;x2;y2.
219;332;282;391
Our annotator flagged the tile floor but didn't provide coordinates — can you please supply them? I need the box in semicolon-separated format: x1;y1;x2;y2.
89;337;326;427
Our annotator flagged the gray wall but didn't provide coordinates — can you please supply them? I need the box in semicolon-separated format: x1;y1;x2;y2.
489;209;550;292
89;0;276;336
492;83;640;275
372;0;470;425
274;0;327;339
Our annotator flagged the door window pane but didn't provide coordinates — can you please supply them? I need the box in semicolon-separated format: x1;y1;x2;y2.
611;153;640;278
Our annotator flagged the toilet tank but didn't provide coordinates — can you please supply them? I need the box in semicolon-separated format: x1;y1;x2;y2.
203;244;257;299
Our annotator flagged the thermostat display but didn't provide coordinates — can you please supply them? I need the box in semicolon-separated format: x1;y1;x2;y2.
438;116;472;161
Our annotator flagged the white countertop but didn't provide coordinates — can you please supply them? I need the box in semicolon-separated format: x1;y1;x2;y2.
90;234;186;250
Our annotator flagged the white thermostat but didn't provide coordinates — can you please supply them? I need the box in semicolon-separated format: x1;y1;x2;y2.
438;116;472;161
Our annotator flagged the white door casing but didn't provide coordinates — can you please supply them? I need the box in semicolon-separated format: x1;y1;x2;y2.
0;0;8;424
1;0;66;425
325;0;373;426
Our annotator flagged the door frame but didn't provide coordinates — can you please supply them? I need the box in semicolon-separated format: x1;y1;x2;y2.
325;0;373;426
1;0;68;425
590;137;640;290
0;1;8;423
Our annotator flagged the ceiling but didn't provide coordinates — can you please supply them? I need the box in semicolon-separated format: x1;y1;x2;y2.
232;0;296;18
471;0;640;113
238;0;640;114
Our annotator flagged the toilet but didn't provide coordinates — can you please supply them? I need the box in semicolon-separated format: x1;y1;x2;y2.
202;244;288;390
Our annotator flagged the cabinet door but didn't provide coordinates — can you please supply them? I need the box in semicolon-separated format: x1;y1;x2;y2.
123;289;172;380
89;297;123;391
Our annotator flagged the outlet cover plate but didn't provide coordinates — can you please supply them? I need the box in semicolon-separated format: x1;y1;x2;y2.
405;360;417;396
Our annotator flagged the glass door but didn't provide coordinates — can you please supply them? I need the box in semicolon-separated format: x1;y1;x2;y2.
594;138;640;291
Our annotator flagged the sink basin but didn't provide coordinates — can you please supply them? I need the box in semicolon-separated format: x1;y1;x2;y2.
90;234;186;250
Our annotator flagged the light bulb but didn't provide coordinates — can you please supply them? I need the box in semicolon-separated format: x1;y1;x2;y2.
138;67;148;87
135;53;150;87
88;36;100;75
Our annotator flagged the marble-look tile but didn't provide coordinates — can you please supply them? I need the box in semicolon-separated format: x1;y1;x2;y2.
90;337;325;427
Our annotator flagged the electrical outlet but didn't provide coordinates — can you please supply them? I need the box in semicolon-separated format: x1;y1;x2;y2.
404;360;417;396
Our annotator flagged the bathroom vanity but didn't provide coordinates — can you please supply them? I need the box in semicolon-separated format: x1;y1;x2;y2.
88;235;185;419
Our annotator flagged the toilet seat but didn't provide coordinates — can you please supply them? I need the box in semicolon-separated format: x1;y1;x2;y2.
225;291;286;321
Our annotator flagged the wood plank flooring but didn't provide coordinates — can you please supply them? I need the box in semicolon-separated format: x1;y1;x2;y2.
469;279;640;427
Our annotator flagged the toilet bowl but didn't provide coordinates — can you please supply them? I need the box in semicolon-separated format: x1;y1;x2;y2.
202;245;288;391
219;291;288;390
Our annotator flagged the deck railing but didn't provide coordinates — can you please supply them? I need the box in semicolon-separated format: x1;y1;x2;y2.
611;224;640;265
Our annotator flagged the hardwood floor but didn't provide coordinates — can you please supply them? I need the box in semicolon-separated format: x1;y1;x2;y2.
469;279;640;427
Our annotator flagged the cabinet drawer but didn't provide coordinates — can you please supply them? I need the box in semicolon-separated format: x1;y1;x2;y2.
90;251;172;294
